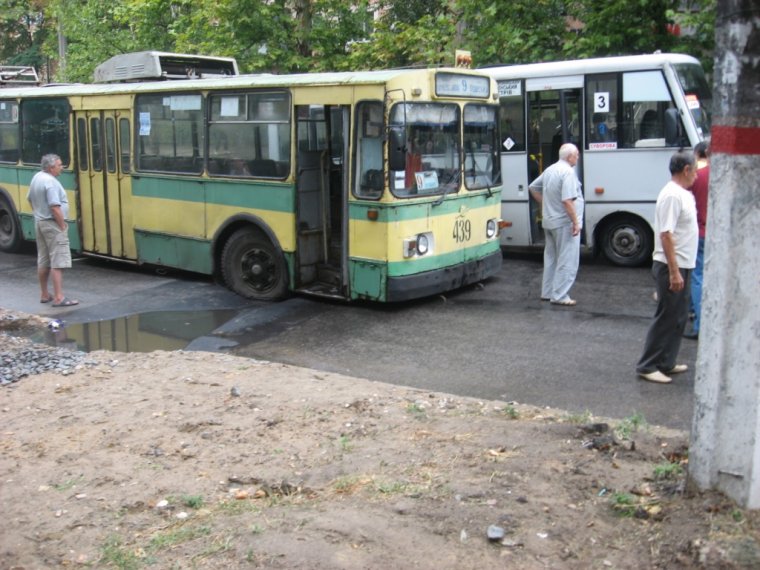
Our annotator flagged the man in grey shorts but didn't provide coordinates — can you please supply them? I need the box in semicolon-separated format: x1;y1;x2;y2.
26;154;79;307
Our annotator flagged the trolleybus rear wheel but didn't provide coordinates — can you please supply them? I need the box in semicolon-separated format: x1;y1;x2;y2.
601;217;652;267
221;229;288;300
0;195;22;253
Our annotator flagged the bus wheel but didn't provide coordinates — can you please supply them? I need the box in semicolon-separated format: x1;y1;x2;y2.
0;195;22;253
601;217;652;267
221;229;288;300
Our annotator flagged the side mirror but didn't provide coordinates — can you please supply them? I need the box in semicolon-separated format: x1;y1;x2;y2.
388;126;407;171
664;108;681;146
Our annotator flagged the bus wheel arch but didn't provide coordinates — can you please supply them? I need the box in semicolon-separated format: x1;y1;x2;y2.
596;214;653;267
0;189;23;253
216;219;289;301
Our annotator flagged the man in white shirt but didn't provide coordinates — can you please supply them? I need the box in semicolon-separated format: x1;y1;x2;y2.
636;150;698;383
529;143;584;306
26;154;79;307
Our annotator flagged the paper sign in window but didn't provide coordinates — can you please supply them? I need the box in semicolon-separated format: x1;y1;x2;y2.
139;112;151;136
220;97;240;117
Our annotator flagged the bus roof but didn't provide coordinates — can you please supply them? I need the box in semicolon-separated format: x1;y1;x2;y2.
0;67;490;99
481;53;701;80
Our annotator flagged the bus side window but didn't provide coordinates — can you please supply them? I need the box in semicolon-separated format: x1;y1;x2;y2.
621;71;682;149
585;73;618;149
498;81;525;152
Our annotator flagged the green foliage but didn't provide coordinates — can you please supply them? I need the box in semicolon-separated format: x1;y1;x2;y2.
457;0;569;65
0;0;49;68
668;0;716;74
653;461;684;480
99;535;141;570
615;412;647;440
2;0;715;82
565;0;677;59
181;494;204;509
609;491;638;517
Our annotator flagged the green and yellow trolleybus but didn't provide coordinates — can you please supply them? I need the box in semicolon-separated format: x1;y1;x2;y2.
0;52;503;302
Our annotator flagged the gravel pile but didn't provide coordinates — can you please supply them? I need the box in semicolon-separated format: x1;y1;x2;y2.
1;330;98;386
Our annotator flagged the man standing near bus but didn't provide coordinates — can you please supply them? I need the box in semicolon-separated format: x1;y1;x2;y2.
636;150;698;383
26;154;79;307
529;143;584;306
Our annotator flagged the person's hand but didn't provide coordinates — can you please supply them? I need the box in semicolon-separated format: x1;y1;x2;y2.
669;271;684;292
571;221;580;236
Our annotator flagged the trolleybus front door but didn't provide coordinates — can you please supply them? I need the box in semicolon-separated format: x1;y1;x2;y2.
75;110;132;258
294;105;349;299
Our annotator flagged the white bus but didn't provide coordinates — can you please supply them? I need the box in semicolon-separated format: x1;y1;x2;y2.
483;53;711;266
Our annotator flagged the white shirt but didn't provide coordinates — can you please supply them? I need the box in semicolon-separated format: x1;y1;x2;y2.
652;180;698;269
26;171;68;222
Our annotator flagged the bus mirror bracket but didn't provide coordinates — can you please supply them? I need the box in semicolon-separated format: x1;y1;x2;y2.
664;108;680;146
388;126;407;172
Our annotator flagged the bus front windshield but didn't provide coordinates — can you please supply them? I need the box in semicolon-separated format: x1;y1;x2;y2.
390;103;460;197
674;63;712;138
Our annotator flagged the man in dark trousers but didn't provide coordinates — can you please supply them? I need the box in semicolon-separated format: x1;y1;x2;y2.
636;150;698;383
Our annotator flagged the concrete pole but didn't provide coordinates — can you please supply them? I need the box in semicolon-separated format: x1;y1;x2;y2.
688;0;760;508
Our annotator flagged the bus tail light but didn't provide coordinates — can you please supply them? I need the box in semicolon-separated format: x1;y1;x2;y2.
403;232;434;258
498;219;511;233
595;187;605;195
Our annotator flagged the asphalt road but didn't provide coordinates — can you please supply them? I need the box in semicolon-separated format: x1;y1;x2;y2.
0;245;697;430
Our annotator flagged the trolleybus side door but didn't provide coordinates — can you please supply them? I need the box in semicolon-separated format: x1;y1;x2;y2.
75;109;132;258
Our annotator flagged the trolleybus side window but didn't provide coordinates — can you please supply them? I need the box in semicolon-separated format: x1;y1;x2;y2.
498;80;525;153
0;100;20;163
463;104;500;189
76;118;88;170
135;93;204;174
208;91;290;178
119;118;131;173
20;98;70;166
105;118;116;173
354;101;383;199
90;117;102;171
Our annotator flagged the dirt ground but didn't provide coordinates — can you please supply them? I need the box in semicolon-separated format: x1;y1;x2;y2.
1;309;760;569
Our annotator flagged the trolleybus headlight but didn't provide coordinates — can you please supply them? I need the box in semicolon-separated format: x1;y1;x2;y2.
486;219;497;239
416;233;429;255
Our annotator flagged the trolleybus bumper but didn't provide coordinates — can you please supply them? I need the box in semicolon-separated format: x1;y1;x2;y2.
386;250;502;302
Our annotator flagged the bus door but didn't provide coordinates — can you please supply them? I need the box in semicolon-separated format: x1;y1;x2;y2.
75;110;131;258
525;77;583;246
294;105;349;299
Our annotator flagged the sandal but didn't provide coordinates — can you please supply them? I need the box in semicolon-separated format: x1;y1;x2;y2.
52;297;80;307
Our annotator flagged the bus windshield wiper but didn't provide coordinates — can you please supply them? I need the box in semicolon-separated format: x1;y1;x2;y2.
432;168;461;206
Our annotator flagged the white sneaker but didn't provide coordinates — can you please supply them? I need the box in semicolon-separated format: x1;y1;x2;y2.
638;370;672;384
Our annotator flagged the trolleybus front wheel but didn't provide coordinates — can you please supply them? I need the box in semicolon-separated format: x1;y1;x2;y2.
221;229;288;300
601;217;652;267
0;195;22;253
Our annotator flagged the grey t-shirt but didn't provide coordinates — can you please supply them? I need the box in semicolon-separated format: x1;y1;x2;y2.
529;160;584;230
27;171;68;222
